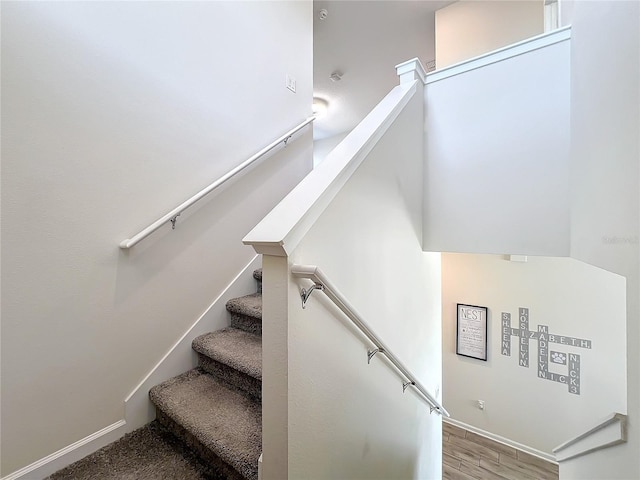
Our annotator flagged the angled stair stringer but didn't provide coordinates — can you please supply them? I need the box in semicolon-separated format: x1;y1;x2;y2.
124;255;261;432
47;264;264;480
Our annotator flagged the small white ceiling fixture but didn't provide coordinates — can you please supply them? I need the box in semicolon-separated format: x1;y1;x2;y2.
319;8;328;20
313;0;454;140
329;71;343;82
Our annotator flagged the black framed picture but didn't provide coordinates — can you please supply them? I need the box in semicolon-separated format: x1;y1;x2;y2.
456;304;488;361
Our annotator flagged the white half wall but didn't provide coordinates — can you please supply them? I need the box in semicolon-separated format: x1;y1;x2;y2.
435;0;544;68
423;30;571;256
284;82;444;479
0;2;312;475
442;253;627;455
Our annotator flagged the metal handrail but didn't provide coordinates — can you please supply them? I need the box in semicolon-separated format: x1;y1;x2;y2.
120;116;315;249
291;264;450;417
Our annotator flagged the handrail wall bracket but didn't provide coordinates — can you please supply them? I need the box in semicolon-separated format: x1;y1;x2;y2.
292;264;450;417
170;214;180;230
300;283;324;309
367;348;385;364
403;381;415;393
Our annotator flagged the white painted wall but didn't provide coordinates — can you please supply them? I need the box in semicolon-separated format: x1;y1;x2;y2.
313;131;349;168
442;253;627;454
560;1;640;477
435;0;544;68
284;84;444;479
423;33;571;256
0;1;312;475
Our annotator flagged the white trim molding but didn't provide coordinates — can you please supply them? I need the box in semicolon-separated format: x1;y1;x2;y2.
553;412;628;462
426;25;572;85
396;57;428;85
1;420;127;480
444;417;557;464
124;254;261;431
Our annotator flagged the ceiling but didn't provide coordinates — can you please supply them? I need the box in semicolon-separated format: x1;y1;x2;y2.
313;0;455;140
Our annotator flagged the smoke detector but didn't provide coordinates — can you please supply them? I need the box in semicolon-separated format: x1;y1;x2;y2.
329;71;343;82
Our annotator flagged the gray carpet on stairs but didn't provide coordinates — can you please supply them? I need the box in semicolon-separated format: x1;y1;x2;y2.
150;369;261;480
193;327;262;399
45;421;217;480
48;270;263;480
193;328;261;380
227;294;262;335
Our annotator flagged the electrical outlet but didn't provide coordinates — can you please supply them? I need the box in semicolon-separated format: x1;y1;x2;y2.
286;74;296;93
477;400;485;410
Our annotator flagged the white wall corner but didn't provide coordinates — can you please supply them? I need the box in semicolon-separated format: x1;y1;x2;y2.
396;57;428;84
553;413;628;462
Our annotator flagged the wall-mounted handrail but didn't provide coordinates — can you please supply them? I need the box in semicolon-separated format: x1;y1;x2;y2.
120;116;315;249
291;264;450;417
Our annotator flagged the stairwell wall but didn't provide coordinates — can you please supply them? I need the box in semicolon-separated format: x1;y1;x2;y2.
0;2;312;476
435;0;544;69
284;83;444;479
559;1;640;477
441;253;627;455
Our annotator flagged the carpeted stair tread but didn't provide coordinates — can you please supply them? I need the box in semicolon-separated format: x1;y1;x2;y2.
226;293;262;320
149;369;261;480
47;421;215;479
192;327;261;380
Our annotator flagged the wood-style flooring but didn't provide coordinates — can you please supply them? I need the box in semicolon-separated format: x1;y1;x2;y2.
443;422;559;480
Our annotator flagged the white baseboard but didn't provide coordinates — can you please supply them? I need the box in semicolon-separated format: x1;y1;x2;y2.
1;420;127;480
2;256;262;479
444;417;557;464
124;254;261;431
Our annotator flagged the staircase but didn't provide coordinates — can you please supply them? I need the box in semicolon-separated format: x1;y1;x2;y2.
48;269;263;480
149;268;263;480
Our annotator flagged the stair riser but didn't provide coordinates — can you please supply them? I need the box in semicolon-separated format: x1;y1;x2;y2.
154;409;249;480
197;353;261;400
230;312;262;335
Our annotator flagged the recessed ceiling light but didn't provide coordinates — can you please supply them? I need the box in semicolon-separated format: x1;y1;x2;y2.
312;97;329;117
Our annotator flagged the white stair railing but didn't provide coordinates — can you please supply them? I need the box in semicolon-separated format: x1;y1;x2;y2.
120;116;315;249
291;264;449;417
